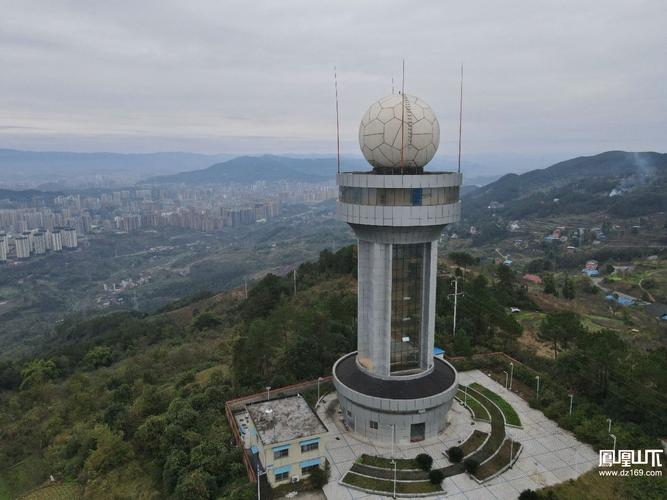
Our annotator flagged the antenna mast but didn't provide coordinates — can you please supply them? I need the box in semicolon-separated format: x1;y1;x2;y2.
457;64;463;174
400;59;405;172
334;67;341;174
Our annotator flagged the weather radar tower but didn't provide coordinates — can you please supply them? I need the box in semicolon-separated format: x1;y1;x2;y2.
333;88;462;444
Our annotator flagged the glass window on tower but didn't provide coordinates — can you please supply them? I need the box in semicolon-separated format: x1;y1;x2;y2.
390;243;424;373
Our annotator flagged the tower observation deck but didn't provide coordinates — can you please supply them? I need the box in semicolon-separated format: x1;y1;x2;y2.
333;93;461;444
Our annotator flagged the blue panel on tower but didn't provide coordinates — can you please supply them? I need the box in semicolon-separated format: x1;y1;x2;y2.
411;188;423;206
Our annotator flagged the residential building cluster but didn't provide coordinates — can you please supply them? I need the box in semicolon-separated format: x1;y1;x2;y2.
0;180;335;263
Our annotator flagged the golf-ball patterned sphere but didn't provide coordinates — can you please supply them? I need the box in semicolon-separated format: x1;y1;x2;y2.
359;94;440;169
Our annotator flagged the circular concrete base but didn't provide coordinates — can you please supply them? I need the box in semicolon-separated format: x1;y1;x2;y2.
333;352;458;445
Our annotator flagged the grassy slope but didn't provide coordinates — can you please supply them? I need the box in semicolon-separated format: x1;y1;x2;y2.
470;383;521;427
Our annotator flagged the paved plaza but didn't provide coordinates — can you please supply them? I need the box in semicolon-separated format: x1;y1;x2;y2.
316;370;598;500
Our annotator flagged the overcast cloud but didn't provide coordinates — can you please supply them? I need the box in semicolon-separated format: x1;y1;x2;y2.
0;0;665;158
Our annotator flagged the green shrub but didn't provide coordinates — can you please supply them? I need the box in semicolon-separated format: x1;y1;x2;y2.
463;457;479;474
448;446;464;463
428;469;444;485
415;453;433;471
308;466;329;489
519;489;541;500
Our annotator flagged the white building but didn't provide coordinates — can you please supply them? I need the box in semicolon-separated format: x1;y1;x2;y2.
33;230;47;255
244;395;329;486
0;233;8;262
0;236;6;262
62;227;78;249
51;230;63;252
15;236;31;259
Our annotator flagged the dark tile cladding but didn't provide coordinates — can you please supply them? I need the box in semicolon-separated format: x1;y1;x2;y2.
335;353;456;399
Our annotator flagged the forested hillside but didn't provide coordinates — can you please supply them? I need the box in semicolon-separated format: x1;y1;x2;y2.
462;151;667;223
1;246;665;499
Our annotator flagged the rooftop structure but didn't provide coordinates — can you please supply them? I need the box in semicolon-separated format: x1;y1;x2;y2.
244;394;329;486
246;394;327;446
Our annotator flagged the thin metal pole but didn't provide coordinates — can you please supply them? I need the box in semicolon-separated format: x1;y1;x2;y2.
334;67;341;174
400;59;405;171
391;425;397;500
317;377;322;404
257;463;261;500
449;277;464;336
535;376;540;400
293;268;297;296
509;362;514;390
607;418;612;433
569;394;574;415
503;371;508;389
457;64;463;174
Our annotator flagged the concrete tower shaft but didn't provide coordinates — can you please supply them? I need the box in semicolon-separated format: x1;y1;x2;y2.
332;93;461;444
337;171;461;378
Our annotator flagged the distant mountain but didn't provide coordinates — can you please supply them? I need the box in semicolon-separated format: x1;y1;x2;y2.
0;149;233;187
144;155;369;185
462;151;667;221
0;188;57;204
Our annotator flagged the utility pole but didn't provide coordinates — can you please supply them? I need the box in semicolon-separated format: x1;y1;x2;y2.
569;394;574;416
448;276;464;336
317;377;323;406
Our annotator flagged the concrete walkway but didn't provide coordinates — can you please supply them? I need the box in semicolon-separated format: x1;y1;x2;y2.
316;370;598;500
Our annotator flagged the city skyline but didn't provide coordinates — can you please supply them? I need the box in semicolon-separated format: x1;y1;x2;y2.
1;1;665;157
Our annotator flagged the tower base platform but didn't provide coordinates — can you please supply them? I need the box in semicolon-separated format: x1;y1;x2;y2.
332;352;458;444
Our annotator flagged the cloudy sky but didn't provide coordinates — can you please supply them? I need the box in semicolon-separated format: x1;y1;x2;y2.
1;0;665;159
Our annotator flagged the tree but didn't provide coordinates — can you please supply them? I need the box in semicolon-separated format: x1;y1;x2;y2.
20;358;60;389
415;453;433;471
448;446;464;463
452;331;473;357
83;424;132;478
84;346;114;369
163;450;189;493
539;312;585;359
519;490;540;500
191;312;221;332
429;469;444;485
543;273;558;296
495;264;515;294
308;466;330;489
463;457;479;474
449;252;476;272
174;469;212;500
561;275;575;300
576;330;626;398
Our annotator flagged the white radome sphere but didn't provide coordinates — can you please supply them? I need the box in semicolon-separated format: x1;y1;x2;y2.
359;94;440;169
